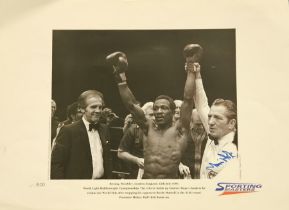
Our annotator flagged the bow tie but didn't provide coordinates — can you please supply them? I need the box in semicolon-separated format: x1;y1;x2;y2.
89;123;99;131
208;133;219;145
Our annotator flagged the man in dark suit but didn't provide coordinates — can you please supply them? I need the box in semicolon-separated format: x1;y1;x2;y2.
51;90;112;179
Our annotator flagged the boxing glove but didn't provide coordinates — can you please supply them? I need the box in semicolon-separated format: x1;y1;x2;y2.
106;51;128;83
183;44;203;63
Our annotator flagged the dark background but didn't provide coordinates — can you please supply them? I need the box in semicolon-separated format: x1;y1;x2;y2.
52;29;236;121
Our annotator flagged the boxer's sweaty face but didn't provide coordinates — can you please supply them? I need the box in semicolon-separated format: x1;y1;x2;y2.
153;99;173;127
83;96;103;123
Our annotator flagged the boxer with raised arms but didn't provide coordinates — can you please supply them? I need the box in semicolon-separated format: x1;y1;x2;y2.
106;44;202;178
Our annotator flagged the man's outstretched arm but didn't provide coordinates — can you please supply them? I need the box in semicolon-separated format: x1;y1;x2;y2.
106;52;147;128
194;67;210;133
179;64;196;130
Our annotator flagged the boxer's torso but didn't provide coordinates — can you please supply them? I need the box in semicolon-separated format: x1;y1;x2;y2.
143;124;187;179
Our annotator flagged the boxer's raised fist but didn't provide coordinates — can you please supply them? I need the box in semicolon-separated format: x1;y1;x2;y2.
106;51;128;83
106;51;128;74
183;44;203;63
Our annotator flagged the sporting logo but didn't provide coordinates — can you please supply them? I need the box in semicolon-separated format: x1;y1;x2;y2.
215;182;262;195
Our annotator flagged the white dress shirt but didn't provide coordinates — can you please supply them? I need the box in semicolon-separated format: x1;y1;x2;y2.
200;131;240;179
82;117;104;179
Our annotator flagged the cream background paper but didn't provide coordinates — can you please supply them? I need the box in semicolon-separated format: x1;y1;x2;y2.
0;0;289;209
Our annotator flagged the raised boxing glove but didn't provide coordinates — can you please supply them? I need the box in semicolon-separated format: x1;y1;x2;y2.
183;44;203;63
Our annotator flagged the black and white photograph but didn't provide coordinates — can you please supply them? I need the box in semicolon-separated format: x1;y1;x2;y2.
1;0;289;209
51;29;239;180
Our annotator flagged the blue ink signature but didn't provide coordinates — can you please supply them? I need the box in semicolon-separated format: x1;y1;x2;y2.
206;150;236;170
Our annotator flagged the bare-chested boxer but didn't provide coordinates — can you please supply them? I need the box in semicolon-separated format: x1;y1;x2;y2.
106;44;202;178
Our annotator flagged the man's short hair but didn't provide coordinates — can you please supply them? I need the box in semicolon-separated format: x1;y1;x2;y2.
78;90;104;109
212;98;237;121
142;102;153;114
174;100;183;108
154;95;176;111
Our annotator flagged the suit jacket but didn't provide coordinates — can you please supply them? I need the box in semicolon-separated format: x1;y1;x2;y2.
51;120;112;179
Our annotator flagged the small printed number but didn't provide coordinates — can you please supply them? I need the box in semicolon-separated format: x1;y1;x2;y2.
36;182;45;187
